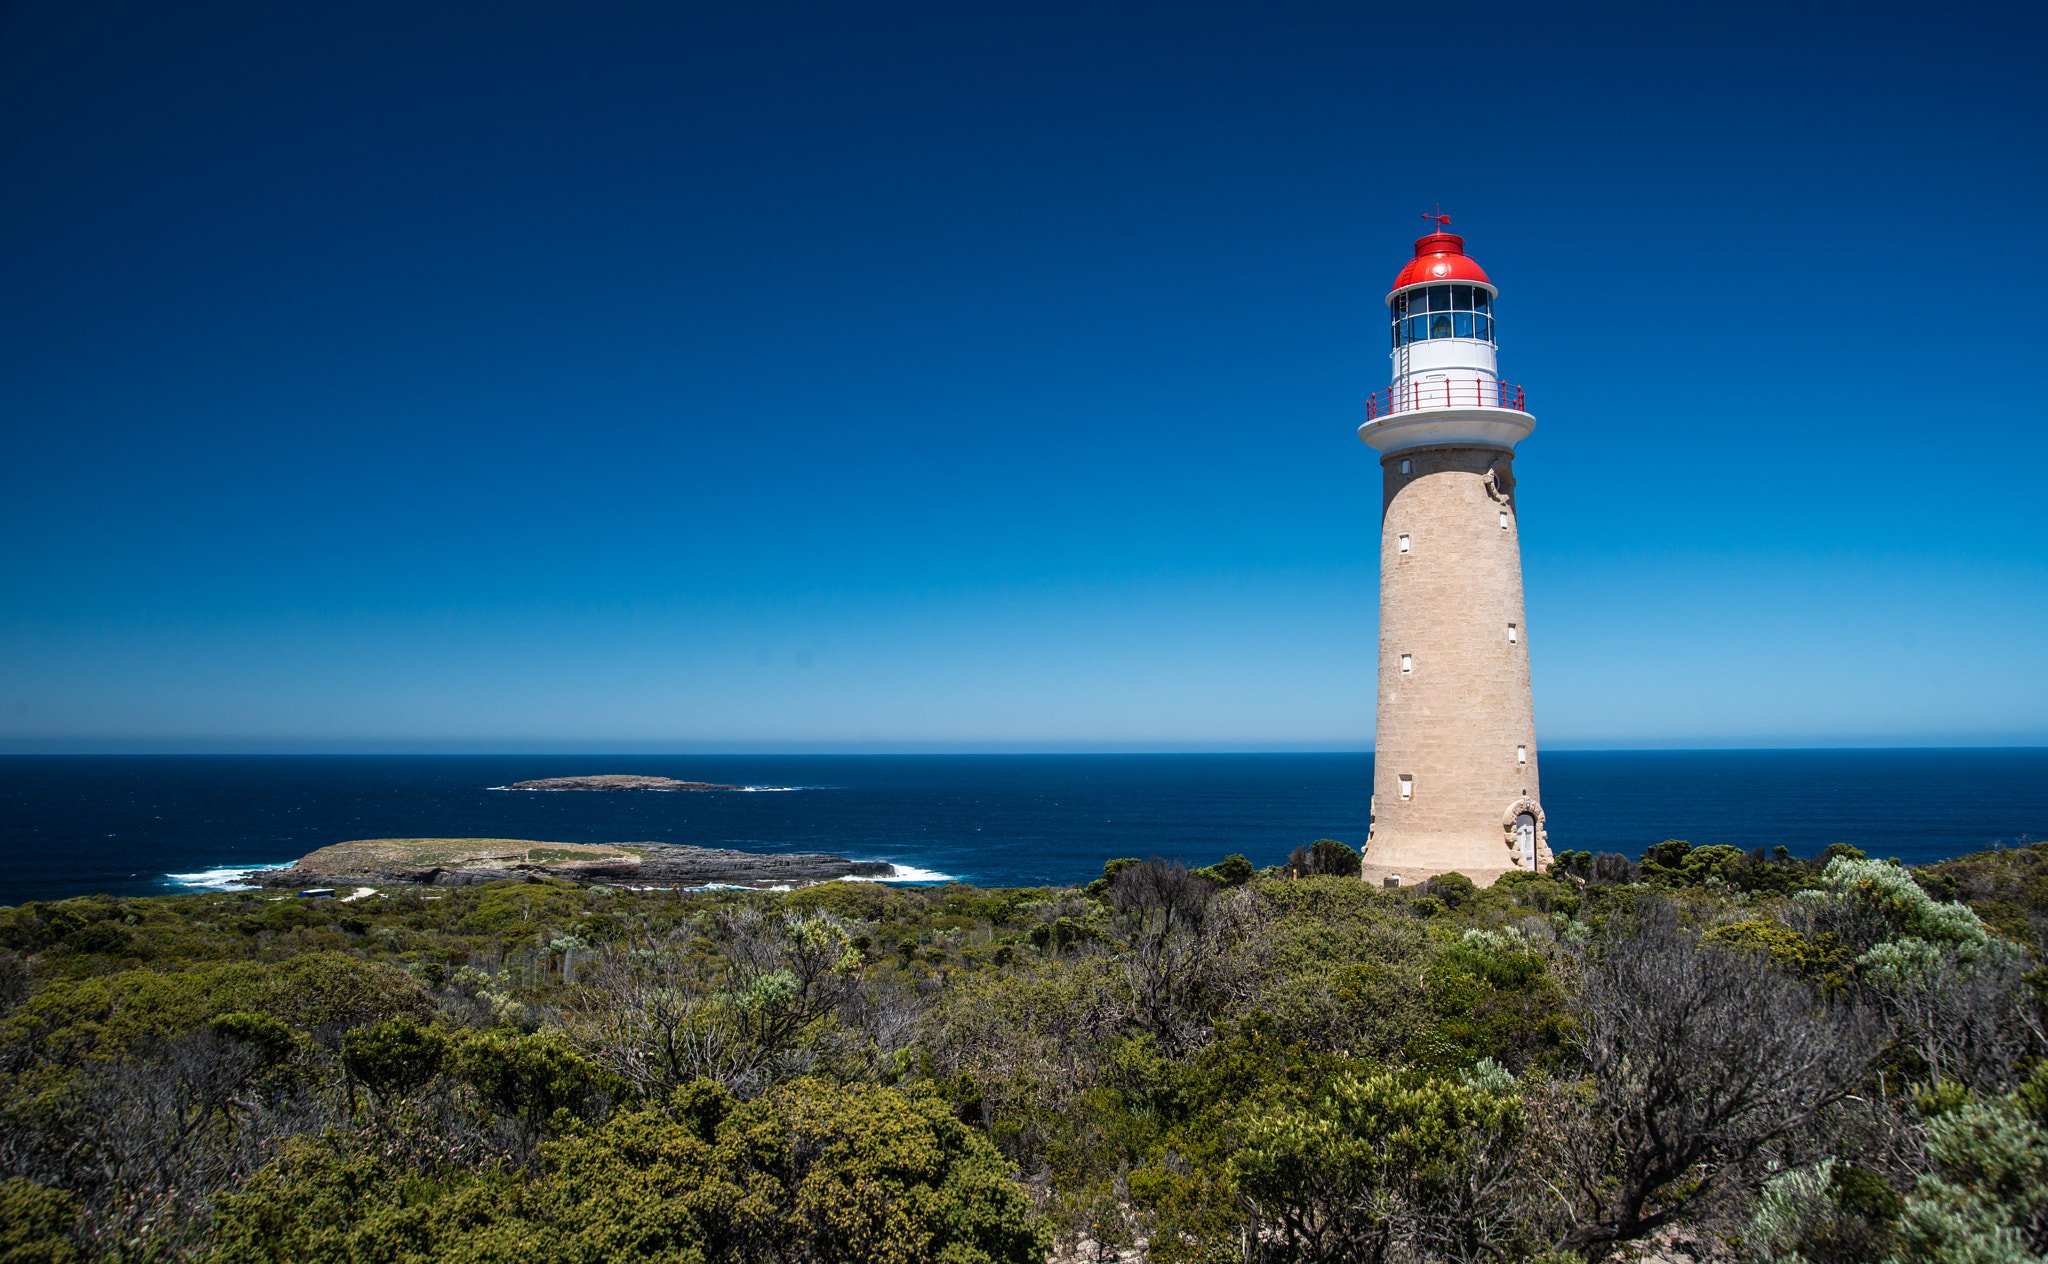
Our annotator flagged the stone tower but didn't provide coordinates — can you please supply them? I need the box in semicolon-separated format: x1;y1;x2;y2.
1359;221;1547;887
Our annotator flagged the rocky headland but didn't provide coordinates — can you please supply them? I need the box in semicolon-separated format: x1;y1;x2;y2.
255;837;893;890
505;774;742;791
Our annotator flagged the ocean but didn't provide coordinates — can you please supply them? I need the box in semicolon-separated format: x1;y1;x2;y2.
0;751;2043;906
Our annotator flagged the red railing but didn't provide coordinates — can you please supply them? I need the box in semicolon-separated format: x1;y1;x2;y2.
1366;380;1526;420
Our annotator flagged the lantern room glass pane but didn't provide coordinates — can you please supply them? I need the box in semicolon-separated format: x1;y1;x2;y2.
1427;285;1451;312
1474;289;1491;315
1409;316;1428;342
1452;285;1473;310
1475;315;1491;342
1453;312;1473;337
1430;314;1453;339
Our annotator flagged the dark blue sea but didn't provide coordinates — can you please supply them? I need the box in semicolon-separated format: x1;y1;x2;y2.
0;751;2044;906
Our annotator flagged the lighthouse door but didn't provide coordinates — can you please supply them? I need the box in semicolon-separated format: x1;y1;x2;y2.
1515;814;1536;867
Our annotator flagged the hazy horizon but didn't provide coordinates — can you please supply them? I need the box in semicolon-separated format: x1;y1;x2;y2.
4;740;2046;756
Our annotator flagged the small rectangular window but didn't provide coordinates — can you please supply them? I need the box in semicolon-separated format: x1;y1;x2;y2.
1397;533;1411;553
1400;653;1413;674
1452;285;1473;311
1399;459;1412;474
1507;624;1519;644
1453;312;1474;338
1499;511;1509;529
1517;745;1528;765
1398;775;1413;800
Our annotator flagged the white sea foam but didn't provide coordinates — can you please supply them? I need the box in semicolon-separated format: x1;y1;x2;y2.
164;863;297;892
487;784;809;792
843;864;956;884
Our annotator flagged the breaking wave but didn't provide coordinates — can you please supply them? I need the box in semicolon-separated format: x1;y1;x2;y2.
845;864;956;884
164;863;297;892
486;785;811;792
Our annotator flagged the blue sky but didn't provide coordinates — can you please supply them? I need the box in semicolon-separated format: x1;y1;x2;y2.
1;0;2043;752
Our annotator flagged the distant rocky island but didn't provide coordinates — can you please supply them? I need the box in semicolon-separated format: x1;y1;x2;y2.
506;774;741;792
256;837;893;890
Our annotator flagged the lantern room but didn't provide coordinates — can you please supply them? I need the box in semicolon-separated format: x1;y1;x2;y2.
1359;220;1533;458
1390;281;1495;348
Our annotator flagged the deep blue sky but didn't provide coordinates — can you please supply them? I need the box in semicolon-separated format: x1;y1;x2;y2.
1;0;2043;752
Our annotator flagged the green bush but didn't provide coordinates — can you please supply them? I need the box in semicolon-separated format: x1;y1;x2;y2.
341;1016;449;1102
783;879;890;921
1639;840;1749;887
59;921;137;957
209;1078;1052;1264
1230;1070;1523;1262
1701;921;1854;983
0;957;421;1067
1084;858;1144;898
1302;839;1368;876
1194;854;1256;887
1419;872;1478;910
449;1030;615;1135
1893;1084;2048;1263
1254;875;1390;921
0;1178;79;1264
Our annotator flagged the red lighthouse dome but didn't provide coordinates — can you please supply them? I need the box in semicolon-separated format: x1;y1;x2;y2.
1390;232;1492;292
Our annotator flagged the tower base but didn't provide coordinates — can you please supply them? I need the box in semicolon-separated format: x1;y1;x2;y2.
1361;861;1517;889
1362;827;1545;889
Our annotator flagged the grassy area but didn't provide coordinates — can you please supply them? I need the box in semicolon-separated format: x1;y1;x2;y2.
287;837;637;873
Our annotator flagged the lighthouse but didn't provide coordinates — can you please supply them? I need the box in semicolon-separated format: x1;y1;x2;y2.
1359;218;1547;887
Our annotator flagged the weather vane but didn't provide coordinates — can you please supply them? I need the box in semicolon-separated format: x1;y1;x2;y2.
1422;208;1450;232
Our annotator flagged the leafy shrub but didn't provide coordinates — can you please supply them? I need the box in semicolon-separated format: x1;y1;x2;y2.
1552;851;1636;885
1027;917;1094;954
1287;841;1361;880
1230;1070;1524;1262
1194;854;1256;887
0;960;420;1066
1494;873;1581;916
784;879;890;921
340;1016;449;1102
1701;921;1854;983
1811;857;1991;955
449;1030;614;1136
1893;1082;2048;1261
1084;858;1143;899
209;1078;1052;1264
1750;1159;1903;1264
60;922;137;957
0;1178;79;1264
1638;840;1749;887
1412;932;1568;1072
1255;875;1389;921
1418;871;1478;910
